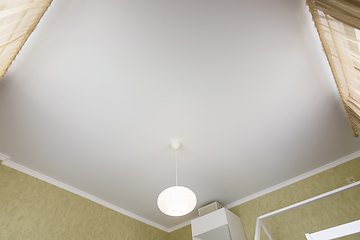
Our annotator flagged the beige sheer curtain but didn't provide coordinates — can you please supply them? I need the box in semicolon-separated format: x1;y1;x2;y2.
307;0;360;137
0;0;52;82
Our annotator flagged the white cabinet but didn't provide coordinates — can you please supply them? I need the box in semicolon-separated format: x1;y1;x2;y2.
191;208;247;240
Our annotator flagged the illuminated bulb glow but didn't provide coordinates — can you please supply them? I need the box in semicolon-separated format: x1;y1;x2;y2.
157;186;197;216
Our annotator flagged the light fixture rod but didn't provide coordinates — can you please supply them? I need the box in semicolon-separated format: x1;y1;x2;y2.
170;139;182;186
157;139;196;217
175;149;178;186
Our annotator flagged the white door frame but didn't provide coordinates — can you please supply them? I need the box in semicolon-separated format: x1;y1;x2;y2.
305;219;360;240
253;181;360;240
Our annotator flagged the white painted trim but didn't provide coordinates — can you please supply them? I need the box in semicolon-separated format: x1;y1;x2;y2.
258;181;360;220
225;150;360;209
1;159;169;232
305;233;314;240
0;152;10;161
169;150;360;232
255;181;360;240
306;219;360;240
260;221;274;240
1;150;360;233
168;220;192;232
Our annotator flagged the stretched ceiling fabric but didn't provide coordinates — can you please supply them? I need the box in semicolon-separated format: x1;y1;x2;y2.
308;0;360;137
0;0;52;82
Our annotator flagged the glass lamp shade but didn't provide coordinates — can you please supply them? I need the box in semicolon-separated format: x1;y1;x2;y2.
157;186;197;216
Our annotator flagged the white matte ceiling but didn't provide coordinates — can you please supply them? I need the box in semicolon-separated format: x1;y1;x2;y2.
0;0;359;229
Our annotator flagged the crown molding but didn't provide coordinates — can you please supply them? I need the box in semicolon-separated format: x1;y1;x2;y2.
1;158;169;232
225;150;360;209
168;219;192;233
0;152;10;161
167;150;360;232
1;150;360;233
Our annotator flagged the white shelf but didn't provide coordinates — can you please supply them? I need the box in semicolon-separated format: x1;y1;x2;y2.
191;208;247;240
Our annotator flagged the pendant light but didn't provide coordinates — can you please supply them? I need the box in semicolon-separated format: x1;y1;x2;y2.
157;139;197;216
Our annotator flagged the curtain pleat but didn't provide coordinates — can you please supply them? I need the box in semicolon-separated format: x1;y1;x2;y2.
308;0;360;136
0;0;52;82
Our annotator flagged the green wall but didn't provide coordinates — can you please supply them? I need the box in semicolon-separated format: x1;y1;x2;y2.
0;164;168;240
169;157;360;240
1;157;360;240
168;225;192;240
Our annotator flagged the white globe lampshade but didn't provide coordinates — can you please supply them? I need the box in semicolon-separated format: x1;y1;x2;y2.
157;186;197;216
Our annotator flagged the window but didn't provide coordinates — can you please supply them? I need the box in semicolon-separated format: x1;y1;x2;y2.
307;0;360;137
0;0;52;82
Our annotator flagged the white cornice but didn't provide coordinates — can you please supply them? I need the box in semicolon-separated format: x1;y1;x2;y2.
168;150;360;232
0;152;10;161
1;150;360;233
225;150;360;209
168;220;192;233
1;159;169;232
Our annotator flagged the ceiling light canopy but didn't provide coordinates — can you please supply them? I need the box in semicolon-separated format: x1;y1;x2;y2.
157;139;197;217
